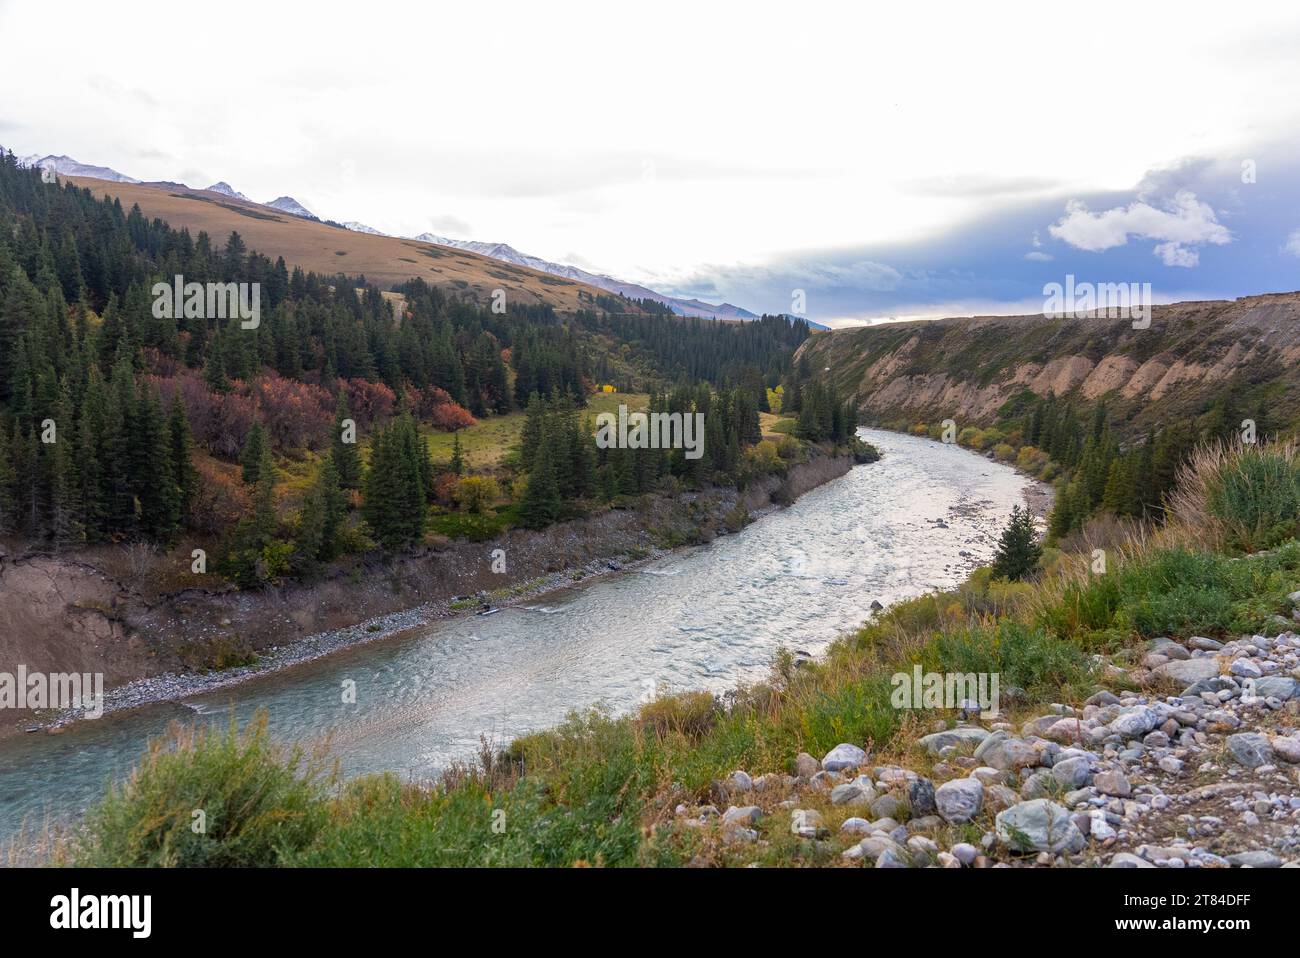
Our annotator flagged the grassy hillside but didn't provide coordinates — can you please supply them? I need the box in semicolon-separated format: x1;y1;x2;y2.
67;177;610;310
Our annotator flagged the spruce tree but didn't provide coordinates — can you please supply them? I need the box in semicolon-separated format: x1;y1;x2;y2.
168;395;198;525
0;424;16;535
518;429;562;529
449;431;464;476
241;421;267;486
991;505;1041;581
332;392;362;490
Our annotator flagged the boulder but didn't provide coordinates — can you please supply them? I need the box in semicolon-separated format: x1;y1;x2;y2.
917;726;990;754
908;778;937;817
821;743;868;772
1051;755;1092;788
935;778;985;824
1093;770;1131;798
1227;732;1275;769
1154;658;1220;686
721;805;761;826
830;779;876;806
1253;676;1298;701
996;799;1086;854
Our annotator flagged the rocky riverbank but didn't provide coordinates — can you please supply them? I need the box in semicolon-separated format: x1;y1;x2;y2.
674;617;1300;868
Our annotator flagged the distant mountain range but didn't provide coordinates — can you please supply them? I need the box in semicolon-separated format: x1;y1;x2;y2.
407;232;758;322
17;153;140;183
207;181;250;202
10;150;784;323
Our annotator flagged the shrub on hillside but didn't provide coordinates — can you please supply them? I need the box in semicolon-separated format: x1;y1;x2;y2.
68;713;332;867
1168;441;1300;553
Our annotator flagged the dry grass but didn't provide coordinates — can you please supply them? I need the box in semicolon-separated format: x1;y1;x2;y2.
67;177;609;311
1167;438;1300;553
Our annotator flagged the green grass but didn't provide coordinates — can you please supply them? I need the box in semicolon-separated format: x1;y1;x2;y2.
1203;444;1300;552
427;505;518;542
422;393;647;472
1041;542;1300;644
64;714;332;867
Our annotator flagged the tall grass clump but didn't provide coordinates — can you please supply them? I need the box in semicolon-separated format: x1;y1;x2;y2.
1041;542;1300;644
66;712;333;867
1169;440;1300;553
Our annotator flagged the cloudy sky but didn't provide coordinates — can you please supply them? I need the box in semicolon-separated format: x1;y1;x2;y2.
4;0;1300;324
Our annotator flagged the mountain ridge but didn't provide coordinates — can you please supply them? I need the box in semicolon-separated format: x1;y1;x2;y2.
9;148;760;322
801;292;1300;437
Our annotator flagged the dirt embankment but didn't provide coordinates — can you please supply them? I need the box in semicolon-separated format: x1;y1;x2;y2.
0;448;858;738
802;292;1300;435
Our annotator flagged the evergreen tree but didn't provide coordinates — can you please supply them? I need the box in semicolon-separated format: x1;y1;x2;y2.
295;453;345;568
241;421;267;486
332;392;362;490
990;505;1041;581
362;417;427;550
518;427;563;529
449;431;464;476
0;424;17;535
168;395;198;525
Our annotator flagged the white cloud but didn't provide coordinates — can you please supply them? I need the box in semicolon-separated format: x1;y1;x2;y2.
1048;190;1231;267
1024;251;1053;262
1153;242;1201;267
1285;229;1300;258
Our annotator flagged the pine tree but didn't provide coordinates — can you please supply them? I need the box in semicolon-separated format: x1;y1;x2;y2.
331;392;362;490
990;505;1041;581
518;429;562;529
0;425;16;535
49;425;84;548
168;395;198;525
241;421;267;486
295;453;345;568
134;389;179;540
449;431;464;476
362;418;427;550
248;442;279;549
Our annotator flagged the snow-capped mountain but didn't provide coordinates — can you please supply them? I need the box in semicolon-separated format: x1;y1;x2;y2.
11;147;765;321
410;233;759;322
16;153;140;183
264;196;317;220
206;181;250;202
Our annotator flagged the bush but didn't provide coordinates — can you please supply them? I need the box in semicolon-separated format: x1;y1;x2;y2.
68;712;332;867
1041;544;1300;643
454;475;501;513
1169;441;1300;553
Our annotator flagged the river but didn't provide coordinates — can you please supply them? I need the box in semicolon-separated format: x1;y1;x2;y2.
0;428;1037;847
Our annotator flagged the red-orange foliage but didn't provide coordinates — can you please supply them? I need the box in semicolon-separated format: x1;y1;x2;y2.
431;471;460;507
151;370;257;459
249;373;333;451
190;456;250;534
343;378;396;428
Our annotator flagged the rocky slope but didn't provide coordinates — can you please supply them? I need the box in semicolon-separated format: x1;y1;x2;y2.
680;619;1300;868
800;292;1300;435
